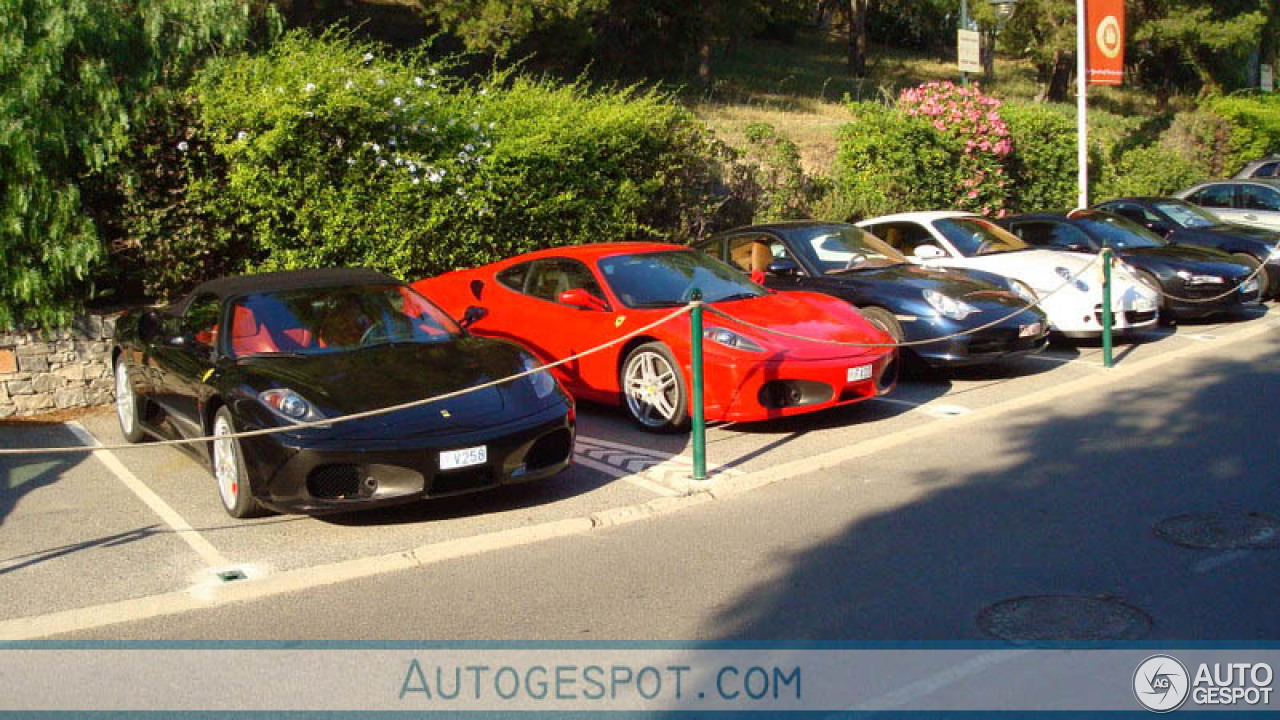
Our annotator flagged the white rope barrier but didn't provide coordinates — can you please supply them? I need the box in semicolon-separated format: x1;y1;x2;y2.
1139;235;1280;304
707;253;1103;349
1;242;1270;457
0;306;694;456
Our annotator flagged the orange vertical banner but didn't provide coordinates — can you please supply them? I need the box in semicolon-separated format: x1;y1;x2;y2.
1086;0;1125;86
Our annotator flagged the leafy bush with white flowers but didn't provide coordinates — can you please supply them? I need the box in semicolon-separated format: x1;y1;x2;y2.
188;32;720;285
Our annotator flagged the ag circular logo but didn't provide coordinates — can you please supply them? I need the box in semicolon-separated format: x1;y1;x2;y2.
1134;655;1190;712
1096;15;1122;59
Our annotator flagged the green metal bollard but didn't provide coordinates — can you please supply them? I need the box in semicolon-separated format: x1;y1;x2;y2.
1101;247;1114;368
689;289;707;482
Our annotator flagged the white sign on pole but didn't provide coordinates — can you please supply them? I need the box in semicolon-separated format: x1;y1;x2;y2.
958;30;983;73
1262;64;1274;93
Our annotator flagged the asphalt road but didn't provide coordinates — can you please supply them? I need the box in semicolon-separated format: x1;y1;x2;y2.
5;306;1272;643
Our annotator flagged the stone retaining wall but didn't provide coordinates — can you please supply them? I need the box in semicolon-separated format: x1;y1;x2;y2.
0;314;118;417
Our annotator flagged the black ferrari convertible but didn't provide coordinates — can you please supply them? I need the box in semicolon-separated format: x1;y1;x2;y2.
112;269;575;518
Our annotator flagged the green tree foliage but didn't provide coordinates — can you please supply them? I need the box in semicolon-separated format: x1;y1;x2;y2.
0;0;254;327
185;32;726;288
999;0;1077;102
1132;0;1269;93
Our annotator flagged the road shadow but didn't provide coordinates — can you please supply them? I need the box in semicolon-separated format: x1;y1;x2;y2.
0;423;92;528
709;333;1280;641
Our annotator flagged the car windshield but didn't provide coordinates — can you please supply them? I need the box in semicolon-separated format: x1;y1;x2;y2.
1073;214;1164;249
933;217;1028;256
598;250;768;308
786;226;908;274
228;284;462;357
1154;200;1219;229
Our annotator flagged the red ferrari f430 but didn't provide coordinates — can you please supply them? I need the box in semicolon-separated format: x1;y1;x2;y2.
414;244;898;431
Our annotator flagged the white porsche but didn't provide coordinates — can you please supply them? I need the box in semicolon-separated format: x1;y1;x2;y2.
858;211;1161;338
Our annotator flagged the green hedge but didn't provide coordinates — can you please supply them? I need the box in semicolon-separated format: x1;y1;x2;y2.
1000;102;1079;212
1205;94;1280;173
831;102;967;219
179;32;721;290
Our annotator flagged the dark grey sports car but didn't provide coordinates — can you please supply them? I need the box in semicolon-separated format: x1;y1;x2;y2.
997;211;1263;321
695;222;1050;368
112;268;575;518
1093;197;1280;298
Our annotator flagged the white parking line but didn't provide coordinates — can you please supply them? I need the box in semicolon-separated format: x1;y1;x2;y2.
67;423;230;569
1019;353;1106;368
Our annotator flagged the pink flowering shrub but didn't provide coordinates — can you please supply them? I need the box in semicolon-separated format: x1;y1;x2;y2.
897;81;1011;217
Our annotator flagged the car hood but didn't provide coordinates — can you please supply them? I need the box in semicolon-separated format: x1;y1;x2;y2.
829;263;1019;298
710;292;889;354
1207;224;1280;242
941;249;1097;294
1121;245;1251;276
233;338;547;429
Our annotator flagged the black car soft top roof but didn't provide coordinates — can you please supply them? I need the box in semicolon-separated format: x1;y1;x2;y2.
189;268;401;302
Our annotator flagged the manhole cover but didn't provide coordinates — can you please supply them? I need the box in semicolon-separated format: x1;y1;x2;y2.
978;595;1151;643
1154;513;1280;550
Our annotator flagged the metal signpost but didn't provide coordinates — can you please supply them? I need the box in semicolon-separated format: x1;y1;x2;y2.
1079;0;1124;367
689;290;707;482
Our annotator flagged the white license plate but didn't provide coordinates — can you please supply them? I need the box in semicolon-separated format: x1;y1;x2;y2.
1019;322;1043;338
440;445;487;471
847;364;873;383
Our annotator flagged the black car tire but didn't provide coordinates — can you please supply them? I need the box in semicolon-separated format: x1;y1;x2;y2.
1230;253;1270;299
114;360;147;444
211;406;265;519
859;306;904;344
620;342;690;433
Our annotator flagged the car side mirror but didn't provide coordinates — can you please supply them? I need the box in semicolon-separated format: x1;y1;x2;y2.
913;245;946;260
558;288;609;311
460;305;488;329
1145;222;1172;236
766;259;801;277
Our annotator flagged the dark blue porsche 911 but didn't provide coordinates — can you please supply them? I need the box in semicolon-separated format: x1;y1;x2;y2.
112;268;575;518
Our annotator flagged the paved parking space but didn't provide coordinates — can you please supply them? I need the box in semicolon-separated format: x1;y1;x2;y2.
0;303;1273;637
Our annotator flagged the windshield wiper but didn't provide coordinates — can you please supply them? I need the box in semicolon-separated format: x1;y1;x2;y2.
237;351;309;360
713;292;761;303
629;300;683;308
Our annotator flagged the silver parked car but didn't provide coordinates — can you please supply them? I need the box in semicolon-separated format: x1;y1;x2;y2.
1174;179;1280;232
1233;155;1280;179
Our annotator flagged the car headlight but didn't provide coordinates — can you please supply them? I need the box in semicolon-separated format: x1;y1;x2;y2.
1175;270;1225;285
922;288;977;320
1267;248;1280;261
259;388;325;423
521;353;557;399
1008;280;1038;305
703;327;765;353
1055;266;1089;292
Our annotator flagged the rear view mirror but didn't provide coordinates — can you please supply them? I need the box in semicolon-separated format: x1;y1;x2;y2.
766;259;801;277
558;289;609;311
914;245;946;260
460;306;488;329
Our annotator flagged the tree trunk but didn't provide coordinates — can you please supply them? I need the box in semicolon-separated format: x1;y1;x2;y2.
698;36;713;88
1038;49;1072;103
847;0;868;77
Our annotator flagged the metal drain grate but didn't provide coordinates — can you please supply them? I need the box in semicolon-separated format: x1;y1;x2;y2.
1154;513;1280;550
216;569;248;582
978;595;1151;643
